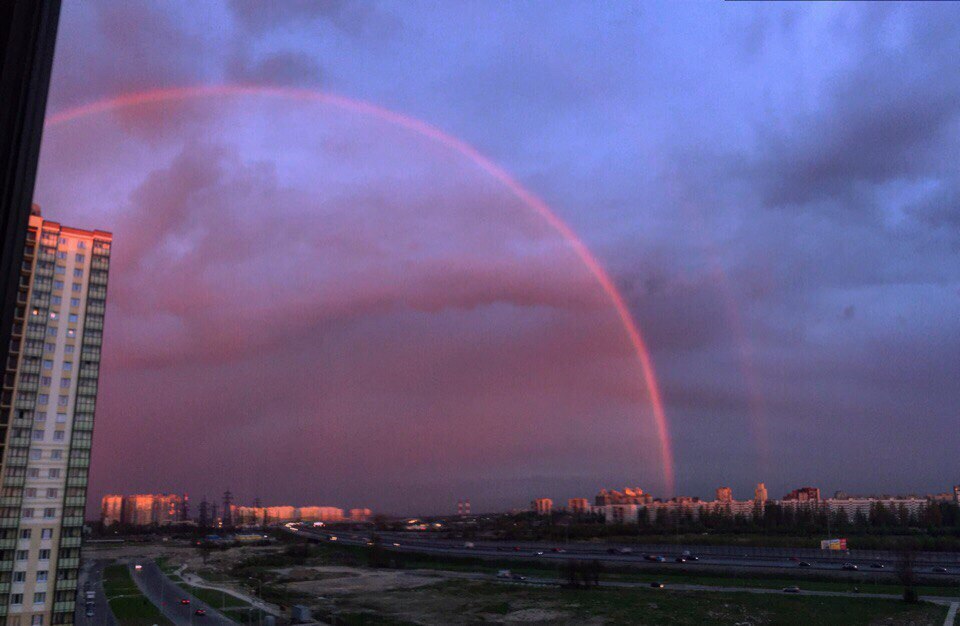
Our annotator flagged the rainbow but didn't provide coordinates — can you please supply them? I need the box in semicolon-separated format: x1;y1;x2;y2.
46;84;676;494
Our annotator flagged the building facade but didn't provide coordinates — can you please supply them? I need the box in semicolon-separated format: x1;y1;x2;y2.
531;498;552;515
0;209;111;625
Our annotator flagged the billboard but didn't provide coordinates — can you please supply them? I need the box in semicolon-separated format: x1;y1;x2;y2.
820;538;848;551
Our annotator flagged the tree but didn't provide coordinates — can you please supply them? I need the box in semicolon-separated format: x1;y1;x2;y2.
896;547;918;603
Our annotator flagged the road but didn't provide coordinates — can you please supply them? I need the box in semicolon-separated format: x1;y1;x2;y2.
129;561;235;625
75;559;116;626
288;526;960;581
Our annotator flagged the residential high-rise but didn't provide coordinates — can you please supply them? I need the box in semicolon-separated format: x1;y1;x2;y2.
0;207;111;625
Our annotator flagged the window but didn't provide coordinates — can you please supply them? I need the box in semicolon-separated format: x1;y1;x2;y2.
66;328;76;338
46;326;56;337
55;415;66;425
72;269;83;278
70;298;79;307
13;571;26;582
15;550;28;560
59;378;70;388
35;571;47;582
10;594;22;605
31;615;43;626
51;296;61;305
25;489;37;498
53;431;65;441
42;360;52;370
45;489;57;499
74;253;85;263
56;250;66;259
28;468;40;478
52;280;63;290
19;529;31;539
40;376;51;386
48;311;58;320
62;361;72;371
39;549;51;560
57;396;68;407
42;509;55;519
32;592;45;604
59;237;67;245
37;394;48;405
68;313;78;323
50;450;62;460
64;345;74;354
54;265;64;275
34;413;45;423
40;529;53;539
71;283;81;292
29;449;41;460
77;241;85;249
44;343;54;352
22;509;33;519
47;469;60;479
32;429;44;441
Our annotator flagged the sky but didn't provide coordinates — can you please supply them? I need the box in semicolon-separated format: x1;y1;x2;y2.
33;1;960;516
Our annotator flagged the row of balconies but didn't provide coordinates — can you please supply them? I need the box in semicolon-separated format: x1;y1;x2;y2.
90;257;109;270
87;286;106;299
55;578;77;590
63;498;85;509
60;521;83;532
65;476;87;488
88;271;108;286
3;476;25;488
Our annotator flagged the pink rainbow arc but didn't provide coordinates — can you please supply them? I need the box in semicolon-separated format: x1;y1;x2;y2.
45;84;676;494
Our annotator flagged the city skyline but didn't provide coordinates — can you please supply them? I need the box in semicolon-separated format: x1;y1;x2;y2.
32;2;960;514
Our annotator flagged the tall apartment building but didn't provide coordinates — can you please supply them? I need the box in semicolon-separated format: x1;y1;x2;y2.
0;207;111;625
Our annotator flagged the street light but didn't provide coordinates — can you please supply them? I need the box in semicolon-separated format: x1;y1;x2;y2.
247;577;263;626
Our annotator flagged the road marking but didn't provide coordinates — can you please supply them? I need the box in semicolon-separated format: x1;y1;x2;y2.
944;602;958;626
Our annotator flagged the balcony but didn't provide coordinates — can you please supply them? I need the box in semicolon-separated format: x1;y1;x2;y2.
73;420;93;433
0;538;16;550
55;578;77;591
80;350;100;362
90;257;109;270
57;551;82;562
0;582;9;594
0;518;19;529
22;344;42;358
88;272;108;286
20;362;40;375
53;600;75;613
0;497;21;507
37;248;55;262
65;476;87;488
87;287;106;299
71;439;92;451
3;476;25;488
59;536;82;548
81;335;101;348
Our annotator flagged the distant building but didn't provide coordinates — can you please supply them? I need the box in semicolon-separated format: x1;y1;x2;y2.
531;498;552;515
299;506;344;522
782;487;820;504
716;487;733;503
350;508;372;522
101;494;123;526
567;498;590;514
99;494;188;527
595;487;652;506
754;482;768;507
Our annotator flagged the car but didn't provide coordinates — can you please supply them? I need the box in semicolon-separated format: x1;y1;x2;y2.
551;547;565;553
674;557;686;563
134;564;142;571
533;551;544;556
798;561;811;567
782;586;801;593
85;605;94;618
647;555;665;563
842;563;858;571
933;567;949;573
650;581;664;588
392;542;401;547
329;536;338;541
195;609;206;617
870;563;885;569
180;598;191;605
686;555;699;561
511;573;526;581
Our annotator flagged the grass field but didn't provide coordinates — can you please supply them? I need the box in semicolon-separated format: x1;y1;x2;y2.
103;564;172;626
317;579;950;625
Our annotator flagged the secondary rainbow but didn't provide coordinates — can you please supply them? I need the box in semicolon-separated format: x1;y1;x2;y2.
46;84;677;494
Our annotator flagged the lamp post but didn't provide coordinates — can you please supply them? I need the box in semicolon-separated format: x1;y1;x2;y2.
247;577;263;626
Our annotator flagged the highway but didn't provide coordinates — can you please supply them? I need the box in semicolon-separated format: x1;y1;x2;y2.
129;561;234;625
287;525;960;581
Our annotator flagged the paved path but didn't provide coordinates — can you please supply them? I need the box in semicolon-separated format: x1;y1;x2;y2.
129;561;235;625
179;571;280;618
944;602;958;626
